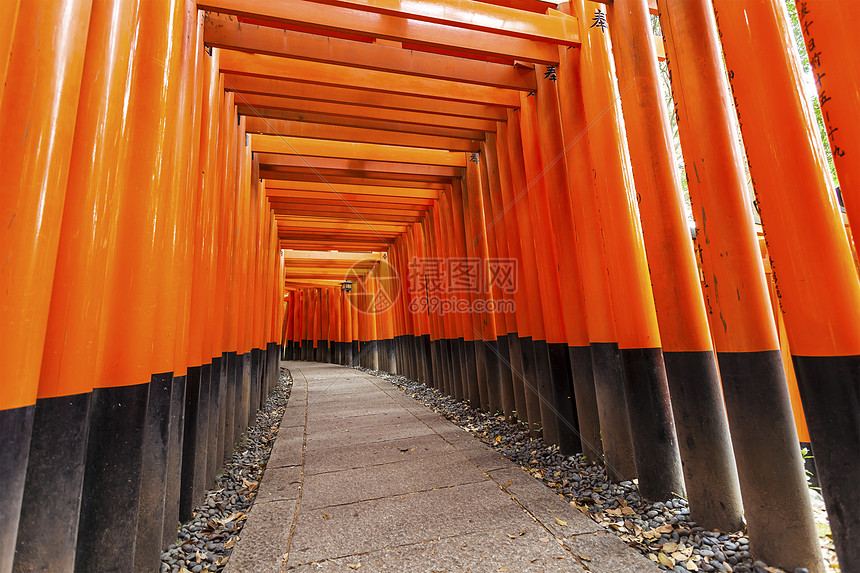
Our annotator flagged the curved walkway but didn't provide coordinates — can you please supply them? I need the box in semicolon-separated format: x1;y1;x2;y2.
226;362;658;572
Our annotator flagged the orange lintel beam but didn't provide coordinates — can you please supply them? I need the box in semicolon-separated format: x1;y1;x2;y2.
237;105;485;140
276;216;409;232
260;166;454;183
224;74;508;121
299;0;579;44
265;180;440;199
235;93;497;132
219;49;520;107
267;197;430;212
198;0;562;63
251;133;467;167
257;153;462;177
280;240;392;248
273;208;422;223
264;189;436;206
203;14;537;91
243;116;480;152
285;279;356;288
283;249;382;260
258;170;447;188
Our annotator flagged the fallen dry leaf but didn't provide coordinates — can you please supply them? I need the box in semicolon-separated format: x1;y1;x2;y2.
346;564;361;570
662;542;678;553
656;524;674;534
686;561;698;571
555;518;568;527
496;567;508;572
658;553;676;568
224;537;236;549
323;514;330;519
577;553;592;562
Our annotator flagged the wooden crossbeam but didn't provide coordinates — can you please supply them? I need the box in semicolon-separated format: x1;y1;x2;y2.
220;50;520;107
298;0;579;44
272;207;422;223
260;172;445;188
198;0;562;63
237;105;486;140
276;216;409;233
267;196;430;211
251;134;467;166
280;240;394;249
235;93;497;132
265;188;436;206
283;249;383;261
204;14;537;91
257;154;462;177
224;74;509;121
266;180;440;198
243;116;480;152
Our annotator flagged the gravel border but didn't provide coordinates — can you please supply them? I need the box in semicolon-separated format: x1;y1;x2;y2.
160;369;294;573
361;367;839;573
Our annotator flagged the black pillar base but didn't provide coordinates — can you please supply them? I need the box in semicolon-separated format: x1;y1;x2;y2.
223;351;238;465
548;342;581;456
532;339;559;446
179;366;203;522
518;337;542;438
75;382;149;572
663;350;743;531
14;394;88;572
508;334;528;427
793;354;859;573
619;347;685;501
163;372;187;548
134;371;174;573
568;345;602;463
474;340;490;411
495;335;515;418
590;342;637;481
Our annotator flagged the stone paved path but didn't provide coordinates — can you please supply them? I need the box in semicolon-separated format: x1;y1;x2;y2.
225;362;659;572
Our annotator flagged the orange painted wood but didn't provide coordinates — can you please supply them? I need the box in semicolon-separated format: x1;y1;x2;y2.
224;73;509;119
714;0;860;357
37;0;136;400
203;13;537;91
243;116;480;152
220;49;520;107
198;0;560;63
251;134;467;167
238;105;486;140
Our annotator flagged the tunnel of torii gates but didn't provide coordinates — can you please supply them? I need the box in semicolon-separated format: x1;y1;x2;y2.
0;0;858;571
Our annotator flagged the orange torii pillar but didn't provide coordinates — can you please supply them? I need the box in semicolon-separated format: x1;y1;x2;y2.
441;183;478;405
410;221;436;387
569;0;686;501
532;68;603;455
554;38;633;473
502;115;555;438
607;0;743;530
136;2;201;570
715;1;860;569
794;1;860;237
657;0;823;569
343;289;355;366
495;121;543;434
331;286;342;365
462;160;497;411
489;130;533;428
517;91;584;453
213;88;236;467
390;237;410;376
428;197;458;398
73;0;180;568
183;39;221;549
474;150;510;415
0;0;92;569
6;0;126;569
479;137;520;420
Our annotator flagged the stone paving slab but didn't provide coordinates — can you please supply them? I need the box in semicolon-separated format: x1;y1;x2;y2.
226;362;659;573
